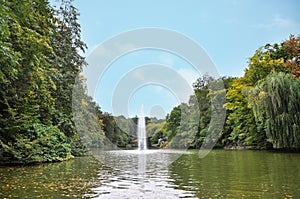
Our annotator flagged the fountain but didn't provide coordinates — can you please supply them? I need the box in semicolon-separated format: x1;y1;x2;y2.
137;105;147;150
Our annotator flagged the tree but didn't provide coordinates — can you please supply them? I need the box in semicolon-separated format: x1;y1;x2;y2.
50;0;88;154
223;41;287;149
282;35;300;77
165;105;182;140
0;0;73;164
250;72;300;149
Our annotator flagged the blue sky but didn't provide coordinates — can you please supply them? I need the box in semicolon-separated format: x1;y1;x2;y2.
51;0;300;118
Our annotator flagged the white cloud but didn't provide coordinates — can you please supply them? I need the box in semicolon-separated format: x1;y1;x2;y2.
272;15;293;28
257;15;296;29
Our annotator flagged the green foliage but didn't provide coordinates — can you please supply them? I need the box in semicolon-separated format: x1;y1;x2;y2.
49;0;89;154
223;77;262;148
0;123;72;164
72;80;104;149
1;0;299;165
161;36;300;150
147;122;165;145
163;75;226;149
99;113;132;149
165;105;182;140
0;0;91;164
250;72;300;149
222;37;299;149
0;1;20;81
245;48;285;85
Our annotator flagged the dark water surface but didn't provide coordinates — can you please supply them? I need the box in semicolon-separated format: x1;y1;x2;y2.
1;150;299;198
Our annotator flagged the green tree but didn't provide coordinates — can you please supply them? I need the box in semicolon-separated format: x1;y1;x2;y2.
250;72;300;149
165;105;182;141
224;77;259;148
224;43;286;149
50;0;88;154
185;75;213;148
0;0;73;164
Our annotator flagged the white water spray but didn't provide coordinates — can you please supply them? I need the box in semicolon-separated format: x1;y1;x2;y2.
137;105;147;150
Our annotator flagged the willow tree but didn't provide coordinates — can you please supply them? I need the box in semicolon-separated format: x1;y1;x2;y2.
250;72;300;149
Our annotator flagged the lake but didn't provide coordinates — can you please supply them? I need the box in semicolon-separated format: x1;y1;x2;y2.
0;150;299;198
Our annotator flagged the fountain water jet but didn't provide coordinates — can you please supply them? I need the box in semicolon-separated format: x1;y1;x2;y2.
137;105;147;150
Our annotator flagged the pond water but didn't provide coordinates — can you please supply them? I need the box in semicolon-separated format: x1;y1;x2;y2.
0;150;299;198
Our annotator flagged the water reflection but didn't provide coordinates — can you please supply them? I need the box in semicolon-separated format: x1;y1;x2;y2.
1;150;299;198
89;149;196;199
90;150;300;199
168;150;300;198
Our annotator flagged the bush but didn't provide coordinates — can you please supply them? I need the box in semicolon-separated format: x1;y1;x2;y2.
0;123;73;164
